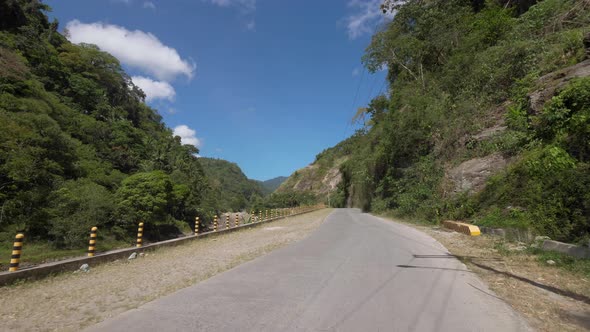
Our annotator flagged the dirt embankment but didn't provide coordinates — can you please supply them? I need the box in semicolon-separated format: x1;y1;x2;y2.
0;209;333;332
413;224;590;332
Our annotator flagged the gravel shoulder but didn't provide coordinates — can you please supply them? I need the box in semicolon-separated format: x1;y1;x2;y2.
382;217;590;332
0;209;333;332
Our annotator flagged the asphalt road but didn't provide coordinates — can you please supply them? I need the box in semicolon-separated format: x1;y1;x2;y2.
87;209;531;332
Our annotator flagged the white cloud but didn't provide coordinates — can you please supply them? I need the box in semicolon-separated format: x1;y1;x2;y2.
205;0;256;13
143;1;156;9
66;20;195;81
131;76;175;102
345;0;395;40
246;20;256;31
174;125;201;148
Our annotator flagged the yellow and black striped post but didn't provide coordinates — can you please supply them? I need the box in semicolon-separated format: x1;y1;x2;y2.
235;213;239;227
136;222;144;248
195;217;200;235
9;233;24;272
226;213;230;229
88;227;98;257
259;210;262;222
214;215;218;232
250;210;254;223
265;210;268;220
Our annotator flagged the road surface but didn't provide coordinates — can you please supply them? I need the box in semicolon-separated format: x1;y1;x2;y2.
87;209;531;331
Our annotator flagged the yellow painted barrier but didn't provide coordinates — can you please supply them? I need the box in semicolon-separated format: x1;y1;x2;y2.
226;213;230;230
235;213;239;228
88;227;98;257
136;222;144;247
9;233;24;272
442;220;481;236
214;215;218;232
195;217;200;235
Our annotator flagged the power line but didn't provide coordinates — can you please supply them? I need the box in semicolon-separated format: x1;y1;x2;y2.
342;66;366;140
377;77;388;97
364;72;380;106
342;12;390;140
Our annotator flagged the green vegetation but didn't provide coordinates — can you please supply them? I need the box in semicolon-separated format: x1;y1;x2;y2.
529;247;590;277
493;241;590;278
197;159;307;217
260;176;288;193
0;1;264;256
323;0;590;243
278;133;363;199
253;191;317;211
198;157;266;212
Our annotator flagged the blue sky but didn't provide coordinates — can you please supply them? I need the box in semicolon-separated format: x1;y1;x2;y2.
45;0;389;181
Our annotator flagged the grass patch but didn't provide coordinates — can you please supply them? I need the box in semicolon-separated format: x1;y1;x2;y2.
492;241;516;256
0;239;130;268
375;210;436;226
528;247;590;278
472;206;532;229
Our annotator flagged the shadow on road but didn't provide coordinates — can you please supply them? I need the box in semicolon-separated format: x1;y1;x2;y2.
413;254;503;261
469;260;590;305
410;254;590;305
396;264;472;273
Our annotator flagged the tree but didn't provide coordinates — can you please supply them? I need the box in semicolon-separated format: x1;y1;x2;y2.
116;171;178;224
46;179;114;248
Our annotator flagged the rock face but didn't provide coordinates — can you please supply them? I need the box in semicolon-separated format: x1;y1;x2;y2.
447;154;508;195
278;158;346;195
528;59;590;114
528;32;590;114
471;125;507;141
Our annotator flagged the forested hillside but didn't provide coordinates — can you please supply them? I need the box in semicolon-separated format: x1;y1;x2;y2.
289;0;590;243
261;176;288;193
0;1;242;248
277;133;361;200
198;158;266;212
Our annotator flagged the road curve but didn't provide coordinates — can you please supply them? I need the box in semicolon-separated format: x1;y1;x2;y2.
87;209;531;331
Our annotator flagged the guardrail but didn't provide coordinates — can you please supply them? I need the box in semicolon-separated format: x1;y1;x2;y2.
0;205;325;286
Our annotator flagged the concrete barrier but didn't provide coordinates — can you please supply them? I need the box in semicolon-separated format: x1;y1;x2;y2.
479;226;535;242
442;220;481;236
0;207;325;287
542;239;590;259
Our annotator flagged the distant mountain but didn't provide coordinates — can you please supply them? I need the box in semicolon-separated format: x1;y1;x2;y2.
261;176;288;193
